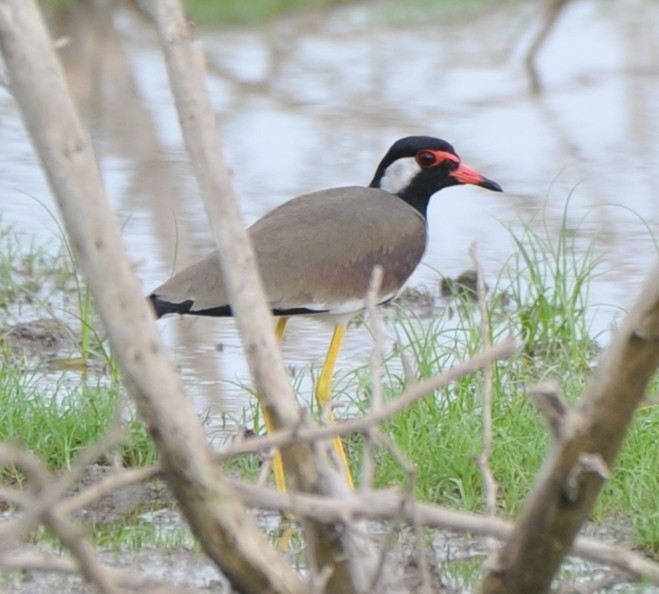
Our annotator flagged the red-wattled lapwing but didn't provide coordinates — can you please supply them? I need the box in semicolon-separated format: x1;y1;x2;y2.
149;136;502;489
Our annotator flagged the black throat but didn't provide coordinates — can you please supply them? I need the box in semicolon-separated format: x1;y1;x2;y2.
369;167;456;219
368;136;461;219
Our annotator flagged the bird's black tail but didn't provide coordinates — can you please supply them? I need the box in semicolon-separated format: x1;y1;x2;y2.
148;294;234;318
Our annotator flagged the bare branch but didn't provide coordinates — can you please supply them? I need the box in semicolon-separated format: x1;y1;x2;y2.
216;338;517;459
0;444;121;593
482;264;659;593
0;2;303;592
232;482;659;585
362;265;386;488
0;427;125;540
152;0;304;446
59;466;162;516
470;244;499;527
153;2;381;592
528;382;573;439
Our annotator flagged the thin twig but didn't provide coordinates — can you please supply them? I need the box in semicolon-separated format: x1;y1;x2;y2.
230;482;659;585
411;498;432;594
0;552;207;593
0;444;121;594
469;244;498;538
214;338;516;458
0;427;126;540
0;2;304;592
363;264;385;488
59;465;162;515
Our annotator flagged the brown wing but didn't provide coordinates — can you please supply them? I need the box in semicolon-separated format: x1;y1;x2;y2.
150;186;426;317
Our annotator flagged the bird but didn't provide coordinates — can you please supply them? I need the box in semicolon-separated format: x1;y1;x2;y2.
149;135;502;490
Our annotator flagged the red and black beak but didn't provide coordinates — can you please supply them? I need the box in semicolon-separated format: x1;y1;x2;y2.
450;162;502;192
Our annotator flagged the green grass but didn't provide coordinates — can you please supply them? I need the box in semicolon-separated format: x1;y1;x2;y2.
0;222;161;549
217;195;659;555
501;199;601;364
0;223;157;478
180;0;512;26
0;221;71;310
0;365;157;483
0;216;117;369
330;201;659;554
43;0;516;27
182;0;353;26
3;196;659;558
89;513;195;550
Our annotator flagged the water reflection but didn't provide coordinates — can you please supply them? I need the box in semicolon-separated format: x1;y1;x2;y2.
1;0;658;433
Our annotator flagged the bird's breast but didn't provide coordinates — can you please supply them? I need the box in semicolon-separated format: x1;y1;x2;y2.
251;187;427;313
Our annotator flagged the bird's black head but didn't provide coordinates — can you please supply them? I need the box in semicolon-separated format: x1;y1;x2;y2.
369;136;502;217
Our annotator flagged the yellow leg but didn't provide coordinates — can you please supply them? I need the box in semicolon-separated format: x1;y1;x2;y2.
316;324;354;488
275;316;288;341
265;317;354;490
263;317;289;493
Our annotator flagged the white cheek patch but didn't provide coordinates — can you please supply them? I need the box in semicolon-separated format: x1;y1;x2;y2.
379;157;421;194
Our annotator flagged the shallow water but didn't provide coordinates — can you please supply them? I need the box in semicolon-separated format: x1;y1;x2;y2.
1;0;659;433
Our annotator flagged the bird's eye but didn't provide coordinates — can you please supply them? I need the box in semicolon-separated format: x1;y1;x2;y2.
416;150;436;168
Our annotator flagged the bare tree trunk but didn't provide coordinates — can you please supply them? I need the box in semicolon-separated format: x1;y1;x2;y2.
0;2;303;593
482;266;659;593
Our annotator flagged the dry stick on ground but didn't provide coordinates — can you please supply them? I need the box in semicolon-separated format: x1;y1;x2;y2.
481;264;659;594
153;2;373;592
0;3;304;594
